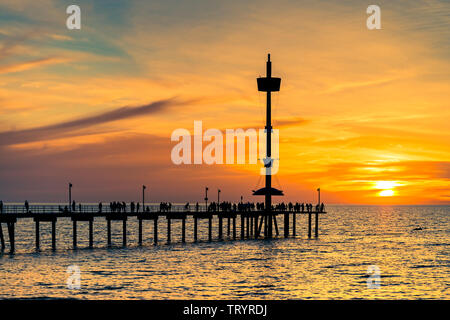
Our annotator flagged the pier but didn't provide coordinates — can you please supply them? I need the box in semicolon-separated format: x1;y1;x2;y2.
0;55;327;255
0;204;326;253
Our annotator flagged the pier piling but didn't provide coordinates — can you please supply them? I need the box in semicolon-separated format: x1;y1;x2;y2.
73;220;77;248
233;216;236;240
0;224;5;250
52;220;56;250
274;216;279;236
167;218;171;244
315;212;319;238
89;220;93;248
208;217;212;242
138;219;142;245
308;211;312;238
227;217;231;237
292;212;296;237
194;216;198;242
107;219;111;246
218;215;223;240
246;215;250;238
182;217;186;243
7;222;15;254
35;220;40;250
241;215;245;239
154;218;158;245
122;219;127;246
284;212;289;238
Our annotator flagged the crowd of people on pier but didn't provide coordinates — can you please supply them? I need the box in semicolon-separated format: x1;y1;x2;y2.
185;201;325;213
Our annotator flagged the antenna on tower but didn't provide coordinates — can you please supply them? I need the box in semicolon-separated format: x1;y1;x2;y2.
252;54;283;238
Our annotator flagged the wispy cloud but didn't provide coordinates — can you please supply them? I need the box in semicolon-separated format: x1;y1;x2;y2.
0;57;70;74
0;98;189;146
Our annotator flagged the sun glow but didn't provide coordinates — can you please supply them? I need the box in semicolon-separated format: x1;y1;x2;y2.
379;189;395;197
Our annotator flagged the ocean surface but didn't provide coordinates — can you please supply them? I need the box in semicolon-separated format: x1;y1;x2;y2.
0;205;448;299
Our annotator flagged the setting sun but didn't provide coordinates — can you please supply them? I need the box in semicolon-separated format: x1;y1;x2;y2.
374;181;398;189
379;189;395;197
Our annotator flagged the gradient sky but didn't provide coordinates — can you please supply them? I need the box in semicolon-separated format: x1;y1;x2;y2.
0;0;449;204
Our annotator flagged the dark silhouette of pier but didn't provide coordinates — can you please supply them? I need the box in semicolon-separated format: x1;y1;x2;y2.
0;202;326;253
0;55;327;254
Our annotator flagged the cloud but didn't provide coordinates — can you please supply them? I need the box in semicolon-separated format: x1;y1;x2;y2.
0;57;70;74
0;97;188;146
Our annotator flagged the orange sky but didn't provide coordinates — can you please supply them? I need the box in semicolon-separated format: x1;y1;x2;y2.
0;0;448;204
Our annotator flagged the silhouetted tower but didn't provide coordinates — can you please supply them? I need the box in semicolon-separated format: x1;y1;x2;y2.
253;54;284;238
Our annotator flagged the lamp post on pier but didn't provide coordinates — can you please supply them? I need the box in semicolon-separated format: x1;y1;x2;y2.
142;185;146;212
218;189;221;204
317;188;321;206
205;187;208;212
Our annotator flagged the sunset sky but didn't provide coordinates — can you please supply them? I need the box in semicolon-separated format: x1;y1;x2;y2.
0;0;448;204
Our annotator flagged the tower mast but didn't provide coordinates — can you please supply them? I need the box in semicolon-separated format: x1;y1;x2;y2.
253;54;283;238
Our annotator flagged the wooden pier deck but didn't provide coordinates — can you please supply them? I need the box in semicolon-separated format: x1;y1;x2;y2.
0;204;326;254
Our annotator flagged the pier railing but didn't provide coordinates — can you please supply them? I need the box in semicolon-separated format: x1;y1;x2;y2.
0;204;326;215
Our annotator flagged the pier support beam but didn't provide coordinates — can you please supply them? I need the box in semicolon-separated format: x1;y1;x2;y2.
232;217;236;240
308;211;312;238
122;219;127;246
35;220;40;250
292;212;296;237
315;212;319;238
138;219;142;246
227;217;230;237
72;220;77;248
154;218;158;245
246;215;250;238
167;218;171;244
194;217;198;242
7;222;15;254
257;216;263;238
218;215;223;240
274;216;279;236
52;220;56;250
0;224;5;251
254;215;258;239
284;212;289;238
241;215;245;239
89;220;93;248
264;215;268;238
107;219;111;246
208;217;212;242
268;215;273;238
182;218;186;243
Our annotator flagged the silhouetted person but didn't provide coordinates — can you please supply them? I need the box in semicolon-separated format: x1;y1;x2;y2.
131;202;135;213
0;200;3;214
136;202;140;213
99;202;103;213
72;200;76;212
79;203;82;213
25;200;29;213
320;202;325;212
